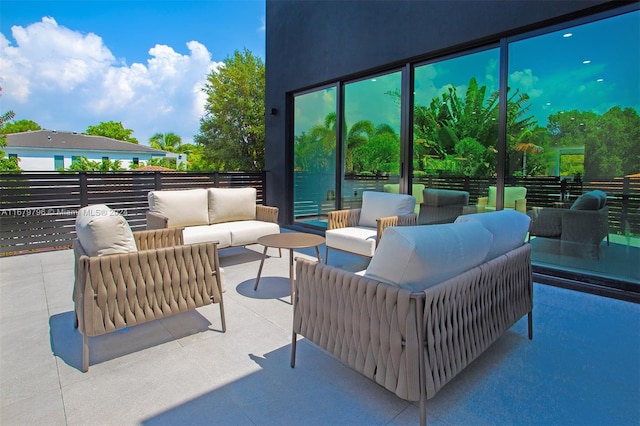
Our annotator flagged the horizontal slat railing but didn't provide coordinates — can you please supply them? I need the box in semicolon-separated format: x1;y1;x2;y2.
0;171;267;255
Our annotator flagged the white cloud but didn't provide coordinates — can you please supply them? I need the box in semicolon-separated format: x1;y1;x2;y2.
0;17;223;144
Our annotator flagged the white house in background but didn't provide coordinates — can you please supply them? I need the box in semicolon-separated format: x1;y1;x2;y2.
4;130;185;171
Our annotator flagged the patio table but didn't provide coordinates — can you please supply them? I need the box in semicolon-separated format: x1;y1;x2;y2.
254;233;325;303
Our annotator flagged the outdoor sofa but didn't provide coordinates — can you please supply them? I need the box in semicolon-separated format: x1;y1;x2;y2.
73;204;225;372
292;210;533;425
146;187;280;248
418;188;470;225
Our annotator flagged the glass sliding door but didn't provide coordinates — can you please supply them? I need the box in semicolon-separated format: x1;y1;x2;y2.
342;71;402;209
293;87;338;227
413;48;500;222
508;10;640;285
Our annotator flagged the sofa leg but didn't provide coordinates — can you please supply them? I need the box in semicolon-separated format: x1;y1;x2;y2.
219;298;227;333
324;246;329;264
82;334;89;372
528;311;533;340
290;331;297;368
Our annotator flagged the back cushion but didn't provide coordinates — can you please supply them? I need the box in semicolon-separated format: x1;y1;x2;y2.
208;187;256;224
504;187;527;208
455;209;530;260
423;188;469;207
76;204;137;256
571;190;607;210
148;189;209;227
364;222;492;291
358;191;416;228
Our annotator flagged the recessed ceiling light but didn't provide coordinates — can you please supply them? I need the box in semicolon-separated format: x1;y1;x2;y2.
563;33;573;38
597;78;604;82
583;60;591;64
546;102;551;106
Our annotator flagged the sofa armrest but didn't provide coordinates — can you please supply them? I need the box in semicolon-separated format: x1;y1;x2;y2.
146;211;169;230
133;228;184;250
560;206;609;245
256;205;279;223
293;258;421;401
515;198;527;213
327;208;361;230
528;207;563;239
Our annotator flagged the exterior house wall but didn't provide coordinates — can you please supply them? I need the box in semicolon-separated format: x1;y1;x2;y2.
5;147;163;171
264;0;618;224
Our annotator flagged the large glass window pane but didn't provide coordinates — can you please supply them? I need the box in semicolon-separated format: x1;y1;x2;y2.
293;87;337;227
342;71;402;209
509;11;640;285
413;48;500;222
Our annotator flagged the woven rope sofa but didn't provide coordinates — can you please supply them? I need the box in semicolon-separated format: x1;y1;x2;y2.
74;204;225;372
291;210;533;425
146;187;279;248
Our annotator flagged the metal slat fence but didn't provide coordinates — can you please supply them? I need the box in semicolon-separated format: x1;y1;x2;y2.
0;171;267;255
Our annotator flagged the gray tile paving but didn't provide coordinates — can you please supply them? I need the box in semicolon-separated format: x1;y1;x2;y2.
1;240;639;425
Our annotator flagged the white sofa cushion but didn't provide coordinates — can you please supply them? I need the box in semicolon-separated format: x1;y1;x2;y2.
208;187;257;224
224;220;280;247
148;188;209;227
358;191;416;228
364;222;492;291
76;204;137;256
326;226;378;258
182;224;232;248
454;209;530;260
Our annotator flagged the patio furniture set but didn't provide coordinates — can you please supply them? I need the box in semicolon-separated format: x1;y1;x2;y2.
71;184;608;424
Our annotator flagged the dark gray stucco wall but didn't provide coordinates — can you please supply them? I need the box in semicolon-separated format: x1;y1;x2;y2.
264;0;619;225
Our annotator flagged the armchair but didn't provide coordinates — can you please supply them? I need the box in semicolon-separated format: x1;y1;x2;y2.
477;186;527;213
324;191;417;263
74;204;226;371
418;188;469;225
528;190;609;258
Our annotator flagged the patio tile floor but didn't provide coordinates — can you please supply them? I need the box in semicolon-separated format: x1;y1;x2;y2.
1;237;639;425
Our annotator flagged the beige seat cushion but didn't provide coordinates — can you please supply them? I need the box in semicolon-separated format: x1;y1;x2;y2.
182;224;232;248
364;222;492;291
224;220;280;247
358;191;416;228
76;204;137;256
326;226;378;258
455;209;530;260
208;187;257;224
148;189;209;227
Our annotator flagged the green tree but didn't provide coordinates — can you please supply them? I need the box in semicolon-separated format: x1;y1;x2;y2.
0;86;21;171
2;119;42;134
195;49;265;171
85;121;139;144
149;132;183;152
294;112;337;172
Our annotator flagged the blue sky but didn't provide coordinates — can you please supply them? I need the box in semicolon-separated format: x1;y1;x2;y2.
0;0;265;144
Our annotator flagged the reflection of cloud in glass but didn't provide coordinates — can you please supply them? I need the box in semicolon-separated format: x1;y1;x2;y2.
294;88;336;136
509;10;639;125
414;48;500;108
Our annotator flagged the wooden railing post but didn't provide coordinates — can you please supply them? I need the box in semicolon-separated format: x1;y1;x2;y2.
79;172;88;207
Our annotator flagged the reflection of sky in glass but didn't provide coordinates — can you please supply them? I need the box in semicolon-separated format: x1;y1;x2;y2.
344;72;402;133
509;10;639;126
415;48;499;108
294;88;336;136
294;10;638;135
